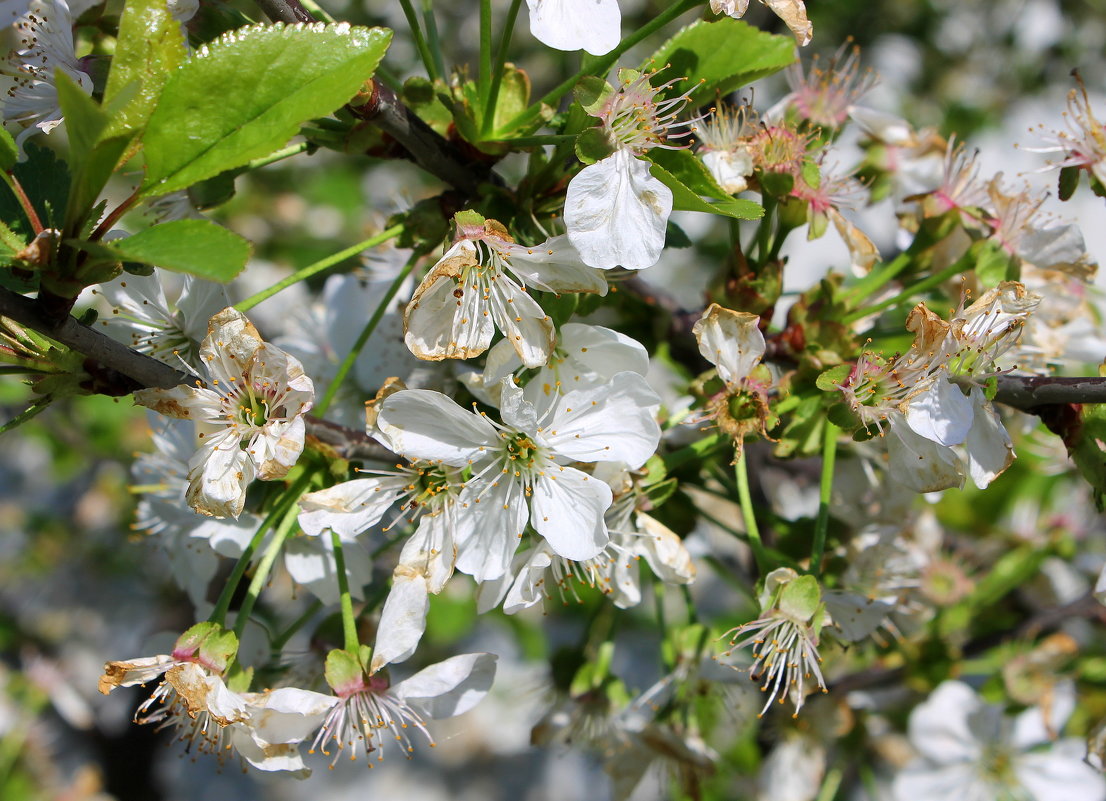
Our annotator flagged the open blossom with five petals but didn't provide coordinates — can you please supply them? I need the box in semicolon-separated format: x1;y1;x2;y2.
404;215;606;367
134;307;314;518
525;0;620;56
893;680;1106;801
376;372;661;581
709;0;812;46
566;69;698;270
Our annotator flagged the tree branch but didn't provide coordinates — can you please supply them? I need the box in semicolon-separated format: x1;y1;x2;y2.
0;286;392;462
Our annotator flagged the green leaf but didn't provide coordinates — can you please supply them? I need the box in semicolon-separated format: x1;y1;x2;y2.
141;23;392;196
650;162;763;220
649;148;729;200
105;0;188;138
0;144;71;239
55;72;135;231
0;127;17;172
646;18;796;105
107;219;252;282
575;127;614;165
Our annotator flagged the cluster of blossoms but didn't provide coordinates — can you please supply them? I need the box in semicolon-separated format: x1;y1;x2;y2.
7;0;1106;798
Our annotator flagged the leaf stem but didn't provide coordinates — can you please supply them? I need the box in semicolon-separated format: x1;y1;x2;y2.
233;224;404;313
842;250;973;325
245;141;312;171
810;421;838;576
209;474;310;627
2;172;42;235
497;0;702;136
478;0;493;102
397;0;439;81
330;530;361;652
481;0;524;136
734;450;770;576
314;247;421;415
233;498;302;641
421;0;447;81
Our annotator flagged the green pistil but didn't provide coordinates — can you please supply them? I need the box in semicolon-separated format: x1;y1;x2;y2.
505;432;539;464
238;391;269;427
411;466;451;507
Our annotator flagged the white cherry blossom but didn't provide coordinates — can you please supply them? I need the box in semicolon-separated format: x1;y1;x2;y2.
404;219;606;367
134;307;314;518
893;681;1106;801
376;372;661;581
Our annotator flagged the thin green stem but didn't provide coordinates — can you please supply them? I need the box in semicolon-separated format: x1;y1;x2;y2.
481;0;524;136
270;599;323;652
815;766;844;801
734;450;770;576
331;530;360;653
843;250;912;306
314;248;421;415
234;499;302;641
497;0;702;135
421;0;447;83
478;0;493;101
209;472;313;626
246;141;312;171
2;172;42;235
810;421;838;576
233;224;404;313
842;250;974;325
397;0;439;81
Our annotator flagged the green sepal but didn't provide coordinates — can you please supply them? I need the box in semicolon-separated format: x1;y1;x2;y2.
198;628;240;673
973;238;1018;286
575;127;615;165
573;75;613;117
826;401;860;431
758;169;795;198
324;648;367;693
778;574;822;622
815;364;852;392
452;209;487;240
1058;165;1080;202
224;662;254;693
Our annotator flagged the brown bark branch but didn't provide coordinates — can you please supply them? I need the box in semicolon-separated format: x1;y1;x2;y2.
0;286;393;462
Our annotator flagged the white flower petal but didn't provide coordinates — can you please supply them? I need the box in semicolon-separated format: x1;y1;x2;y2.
907;681;984;764
565;149;672;271
1015;740;1106;801
393;653;498;720
187;432;256;518
905;378;974;447
500;235;609;295
531;465;611;561
377;389;498;465
963;388;1015;489
526;0;621;56
692;303;765;385
371;569;430;673
404;241;496;361
297;476;408;539
487;275;556;368
886;415;964;493
454;479;529;581
543;372;661;468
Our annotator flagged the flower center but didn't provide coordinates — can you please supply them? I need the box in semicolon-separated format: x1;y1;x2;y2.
237;391;270;427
